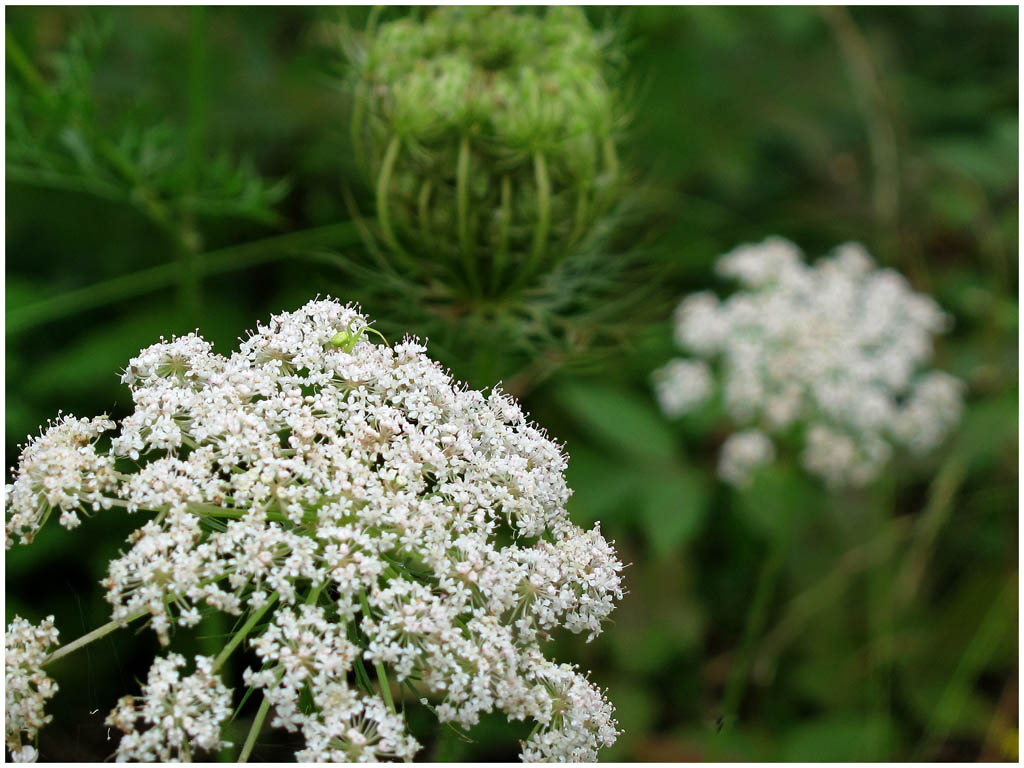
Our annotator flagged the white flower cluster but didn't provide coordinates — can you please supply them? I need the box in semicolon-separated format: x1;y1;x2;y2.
654;238;964;487
245;605;418;762
5;298;623;761
5;616;60;763
520;658;619;762
5;414;116;548
106;654;232;761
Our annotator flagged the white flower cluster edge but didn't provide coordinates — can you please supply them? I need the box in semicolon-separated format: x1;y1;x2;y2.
5;616;59;762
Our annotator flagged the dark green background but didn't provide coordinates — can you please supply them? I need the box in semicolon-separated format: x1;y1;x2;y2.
6;6;1018;761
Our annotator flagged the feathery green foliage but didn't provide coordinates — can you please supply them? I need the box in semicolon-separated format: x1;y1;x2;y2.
7;17;287;231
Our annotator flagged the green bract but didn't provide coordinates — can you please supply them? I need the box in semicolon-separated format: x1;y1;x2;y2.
349;7;624;298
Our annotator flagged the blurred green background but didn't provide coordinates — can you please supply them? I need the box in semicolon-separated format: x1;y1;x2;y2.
5;5;1018;762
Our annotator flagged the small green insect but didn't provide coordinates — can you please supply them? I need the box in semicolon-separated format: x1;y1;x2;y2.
329;319;388;353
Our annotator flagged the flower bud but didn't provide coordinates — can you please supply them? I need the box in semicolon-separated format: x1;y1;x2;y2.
348;7;625;298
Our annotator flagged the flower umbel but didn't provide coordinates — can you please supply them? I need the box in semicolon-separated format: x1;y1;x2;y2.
5;298;623;761
654;238;965;487
106;654;232;761
5;414;116;548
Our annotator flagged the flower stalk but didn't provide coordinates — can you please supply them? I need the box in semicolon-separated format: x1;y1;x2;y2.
212;592;279;674
238;695;271;763
42;611;145;668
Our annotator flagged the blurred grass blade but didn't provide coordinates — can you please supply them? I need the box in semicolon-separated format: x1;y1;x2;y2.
894;453;968;606
754;518;911;683
6;222;360;334
915;572;1018;758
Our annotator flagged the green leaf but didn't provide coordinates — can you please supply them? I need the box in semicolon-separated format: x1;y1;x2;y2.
553;379;677;461
5;277;51;313
904;676;993;739
731;461;823;546
23;307;184;397
917;573;1018;746
565;445;639;527
600;681;658;760
640;465;710;557
953;393;1019;472
608;556;705;674
781;715;899;761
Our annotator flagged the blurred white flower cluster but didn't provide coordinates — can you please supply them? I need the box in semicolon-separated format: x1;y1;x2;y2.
5;616;59;763
654;237;964;487
5;298;622;762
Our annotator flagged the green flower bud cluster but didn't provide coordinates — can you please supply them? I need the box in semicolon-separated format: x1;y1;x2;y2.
349;7;625;298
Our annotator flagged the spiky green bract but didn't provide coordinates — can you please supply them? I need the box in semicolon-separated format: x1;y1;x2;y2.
348;7;625;300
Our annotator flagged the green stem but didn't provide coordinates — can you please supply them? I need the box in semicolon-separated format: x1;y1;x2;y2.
190;504;291;525
376;661;397;714
365;6;384;35
375;135;412;268
470;310;501;387
5;29;54;106
350;81;369;177
492;174;512;295
186;8;209;187
597;135;620;217
7;165;129;204
526;151;551;284
42;610;147;667
305;581;327;606
894;454;967;606
6;222;360;334
565;181;589;258
201;611;230;682
821;7;900;264
864;480;897;758
238;694;271;763
720;548;784;724
353;655;375;696
179;5;210;325
212;591;279;674
359;591;397;715
417;179;434;248
602;136;619;178
915;574;1016;758
431;721;470;761
456;134;480;295
754;519;910;682
176;237;201;326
